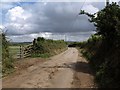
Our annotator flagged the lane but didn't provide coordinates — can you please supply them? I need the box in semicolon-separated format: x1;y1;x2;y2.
3;48;78;88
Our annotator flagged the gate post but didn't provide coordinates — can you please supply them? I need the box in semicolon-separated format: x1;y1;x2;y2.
20;45;22;59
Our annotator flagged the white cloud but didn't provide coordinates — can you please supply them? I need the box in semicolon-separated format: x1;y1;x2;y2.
8;31;95;42
43;2;47;5
0;25;5;29
0;25;3;34
4;6;32;35
6;6;31;21
110;0;120;3
29;32;52;39
8;32;53;42
82;4;99;14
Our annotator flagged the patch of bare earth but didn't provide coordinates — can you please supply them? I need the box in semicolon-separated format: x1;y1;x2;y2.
2;58;47;82
14;58;46;71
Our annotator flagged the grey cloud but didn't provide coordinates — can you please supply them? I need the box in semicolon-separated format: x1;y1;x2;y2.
4;2;104;42
6;2;96;35
91;2;105;9
119;1;120;5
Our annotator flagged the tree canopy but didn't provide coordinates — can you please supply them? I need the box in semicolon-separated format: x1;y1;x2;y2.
80;3;120;42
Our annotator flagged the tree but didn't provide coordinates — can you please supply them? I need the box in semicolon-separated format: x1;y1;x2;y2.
80;3;120;43
79;3;120;87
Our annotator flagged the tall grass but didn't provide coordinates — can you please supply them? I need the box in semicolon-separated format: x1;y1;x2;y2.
0;32;2;78
1;33;14;76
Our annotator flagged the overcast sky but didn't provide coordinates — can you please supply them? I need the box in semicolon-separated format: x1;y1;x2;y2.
0;0;120;42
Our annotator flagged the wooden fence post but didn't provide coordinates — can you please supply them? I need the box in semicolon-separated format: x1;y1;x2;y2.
20;45;22;59
20;45;25;59
22;46;25;58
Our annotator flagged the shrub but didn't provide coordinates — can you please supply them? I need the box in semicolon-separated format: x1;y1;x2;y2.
25;37;67;58
1;33;14;75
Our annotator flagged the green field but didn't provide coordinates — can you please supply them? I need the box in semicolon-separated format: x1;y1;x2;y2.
9;46;20;59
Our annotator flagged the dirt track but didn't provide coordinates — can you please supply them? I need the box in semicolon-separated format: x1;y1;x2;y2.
2;48;96;88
